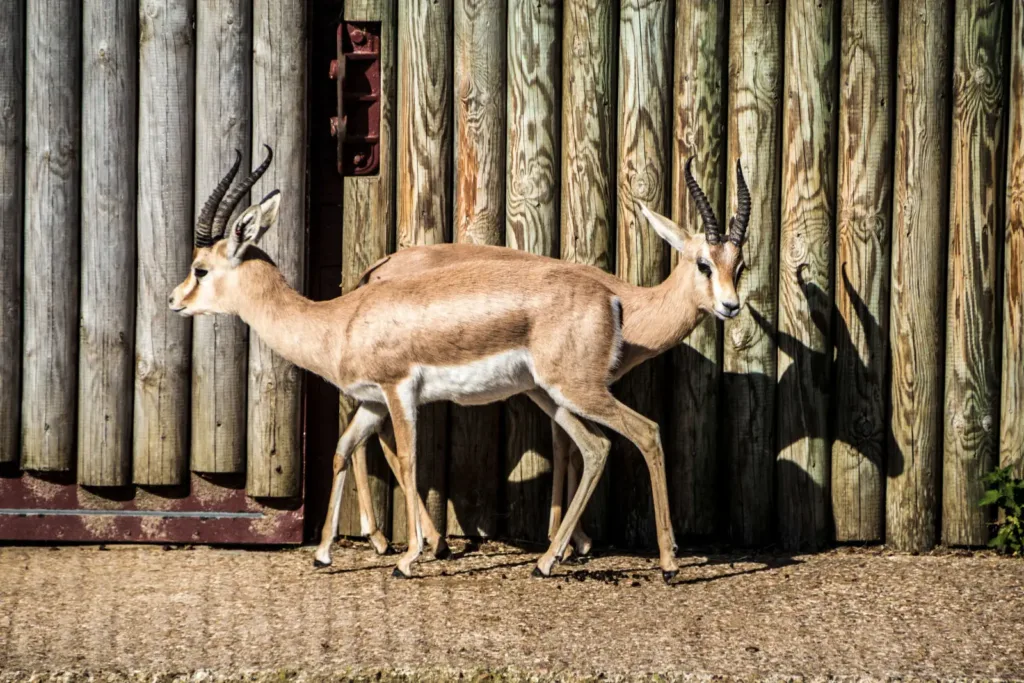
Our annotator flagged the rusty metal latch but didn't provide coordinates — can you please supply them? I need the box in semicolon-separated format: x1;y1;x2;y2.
330;21;381;176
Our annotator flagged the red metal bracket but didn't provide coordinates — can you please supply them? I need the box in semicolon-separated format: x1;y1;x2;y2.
331;21;381;176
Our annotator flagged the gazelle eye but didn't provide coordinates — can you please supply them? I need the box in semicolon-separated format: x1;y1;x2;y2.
696;260;712;278
194;268;208;280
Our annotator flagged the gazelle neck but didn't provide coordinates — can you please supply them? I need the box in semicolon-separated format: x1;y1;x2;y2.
618;262;707;363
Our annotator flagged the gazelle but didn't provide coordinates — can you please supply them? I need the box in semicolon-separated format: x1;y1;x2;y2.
317;158;752;571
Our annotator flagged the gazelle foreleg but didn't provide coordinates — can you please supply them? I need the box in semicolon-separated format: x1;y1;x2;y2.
565;445;593;556
350;443;393;556
385;387;424;578
548;423;593;560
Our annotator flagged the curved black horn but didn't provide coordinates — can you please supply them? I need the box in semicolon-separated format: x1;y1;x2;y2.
728;159;751;245
683;156;721;245
195;150;242;248
212;144;274;240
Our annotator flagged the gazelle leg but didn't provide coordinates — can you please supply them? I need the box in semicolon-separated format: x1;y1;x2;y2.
379;420;450;559
351;443;392;555
549;421;569;541
566;444;593;556
314;403;388;567
384;389;423;578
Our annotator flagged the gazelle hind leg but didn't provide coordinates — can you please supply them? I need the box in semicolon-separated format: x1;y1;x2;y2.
548;421;569;541
314;403;388;567
384;388;423;578
351;443;392;555
379;420;450;559
566;445;593;556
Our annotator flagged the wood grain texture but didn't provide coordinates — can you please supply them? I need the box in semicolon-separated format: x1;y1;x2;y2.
504;0;560;544
831;0;894;542
943;0;1006;546
134;0;195;486
612;0;672;548
78;0;138;486
886;0;952;552
670;0;726;539
776;0;838;551
191;0;252;474
20;0;81;472
338;0;395;539
448;0;506;538
0;0;23;464
247;0;307;498
1001;1;1023;478
561;0;616;540
393;0;453;541
722;0;784;547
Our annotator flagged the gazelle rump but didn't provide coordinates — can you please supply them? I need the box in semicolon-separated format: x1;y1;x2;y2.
319;159;752;569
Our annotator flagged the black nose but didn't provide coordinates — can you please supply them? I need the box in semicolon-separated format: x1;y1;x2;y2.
723;301;740;312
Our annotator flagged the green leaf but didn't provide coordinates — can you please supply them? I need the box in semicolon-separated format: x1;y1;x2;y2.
978;489;1002;507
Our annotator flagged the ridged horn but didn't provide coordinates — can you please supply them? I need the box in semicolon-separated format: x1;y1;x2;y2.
212;144;274;240
195;150;242;248
728;159;751;245
683;156;721;245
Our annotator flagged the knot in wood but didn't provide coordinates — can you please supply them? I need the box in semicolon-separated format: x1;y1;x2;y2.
729;319;758;351
629;168;658;202
572;36;586;59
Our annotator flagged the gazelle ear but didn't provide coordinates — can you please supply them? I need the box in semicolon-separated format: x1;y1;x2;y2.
639;203;692;252
225;190;281;262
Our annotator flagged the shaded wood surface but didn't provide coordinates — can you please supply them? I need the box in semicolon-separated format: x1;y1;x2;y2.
78;0;138;486
612;0;672;548
1001;1;1023;477
191;0;252;474
247;0;307;498
886;0;952;552
943;0;1006;546
134;0;195;486
504;0;560;544
393;0;453;542
776;0;839;551
448;0;507;538
337;0;395;540
0;0;24;464
831;0;894;542
670;0;726;539
722;0;784;547
21;0;81;472
560;0;616;541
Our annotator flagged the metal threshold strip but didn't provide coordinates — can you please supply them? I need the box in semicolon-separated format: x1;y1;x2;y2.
0;509;263;519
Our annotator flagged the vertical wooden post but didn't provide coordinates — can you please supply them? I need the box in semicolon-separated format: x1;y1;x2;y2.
776;0;839;550
21;0;81;473
943;0;1006;546
613;0;672;548
191;0;252;475
561;0;616;541
134;0;195;486
1003;0;1024;477
504;0;560;544
886;0;952;552
448;0;506;538
830;0;894;542
78;0;138;486
0;0;24;464
337;0;396;539
247;0;307;498
723;0;784;547
670;0;726;539
392;0;453;541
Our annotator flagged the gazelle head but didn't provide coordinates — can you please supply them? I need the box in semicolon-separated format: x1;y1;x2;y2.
640;158;751;320
169;146;282;317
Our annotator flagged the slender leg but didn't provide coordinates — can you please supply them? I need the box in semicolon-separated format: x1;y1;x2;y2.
566;444;593;556
549;421;569;541
314;403;388;567
384;388;423;578
351;443;392;555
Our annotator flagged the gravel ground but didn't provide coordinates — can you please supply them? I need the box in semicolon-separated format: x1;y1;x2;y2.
0;540;1022;682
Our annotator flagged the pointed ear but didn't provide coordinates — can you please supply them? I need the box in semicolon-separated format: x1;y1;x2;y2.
225;190;281;262
639;203;692;252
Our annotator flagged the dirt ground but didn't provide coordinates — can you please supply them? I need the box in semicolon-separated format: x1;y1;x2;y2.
0;540;1022;682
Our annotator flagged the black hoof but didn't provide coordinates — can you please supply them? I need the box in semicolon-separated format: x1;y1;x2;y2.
381;544;396;556
313;558;330;569
391;567;411;579
531;566;547;578
662;569;678;584
434;544;452;561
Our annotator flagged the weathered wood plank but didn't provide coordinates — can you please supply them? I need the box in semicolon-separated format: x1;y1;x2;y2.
247;0;307;498
669;0;726;540
21;0;81;472
338;0;395;540
447;0;506;538
776;0;839;551
722;0;784;547
0;0;24;464
943;0;1006;546
134;0;195;486
1002;0;1024;478
831;0;894;542
560;0;616;541
78;0;138;486
392;0;453;542
612;0;672;549
504;0;560;544
886;0;952;553
191;0;252;474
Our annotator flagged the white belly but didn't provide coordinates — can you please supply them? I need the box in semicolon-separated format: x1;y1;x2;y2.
417;349;536;406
